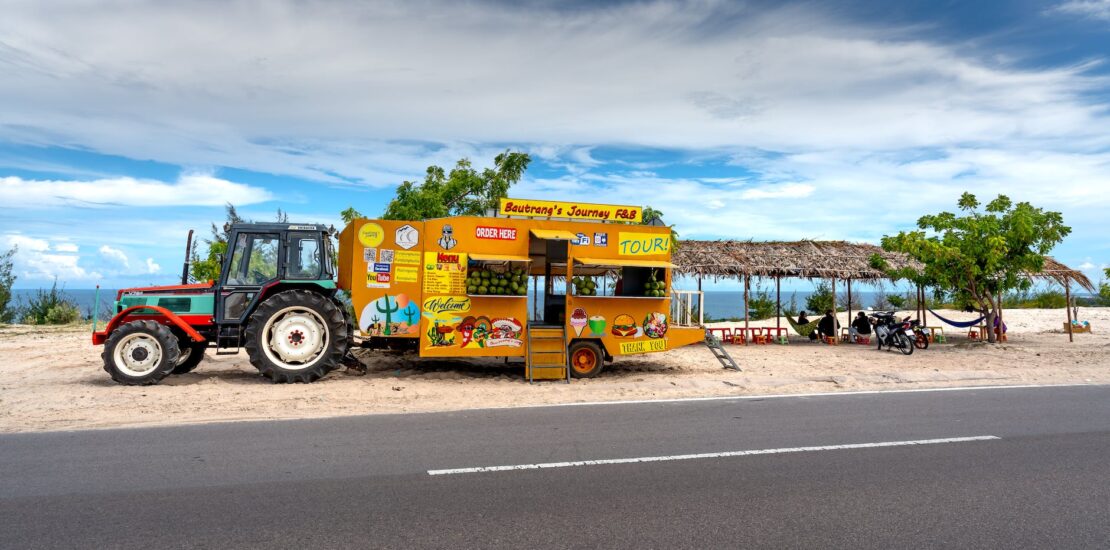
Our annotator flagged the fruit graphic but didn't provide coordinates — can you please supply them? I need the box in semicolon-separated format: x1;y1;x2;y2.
588;315;606;337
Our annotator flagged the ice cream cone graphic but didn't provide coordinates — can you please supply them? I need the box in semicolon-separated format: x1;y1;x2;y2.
570;308;588;336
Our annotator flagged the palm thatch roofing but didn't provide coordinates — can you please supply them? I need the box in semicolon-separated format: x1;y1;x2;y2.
673;240;1095;292
673;240;921;280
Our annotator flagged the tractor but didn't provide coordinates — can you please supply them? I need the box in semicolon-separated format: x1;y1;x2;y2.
93;223;351;385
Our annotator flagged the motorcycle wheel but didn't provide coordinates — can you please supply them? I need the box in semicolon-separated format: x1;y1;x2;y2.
914;330;929;350
895;333;914;355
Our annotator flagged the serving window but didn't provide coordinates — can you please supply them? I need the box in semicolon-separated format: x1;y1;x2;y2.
572;258;673;298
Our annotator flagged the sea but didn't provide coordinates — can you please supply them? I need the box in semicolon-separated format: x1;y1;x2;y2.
11;288;1094;323
9;288;886;321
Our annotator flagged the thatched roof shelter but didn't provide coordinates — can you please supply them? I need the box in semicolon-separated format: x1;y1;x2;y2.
673;240;922;281
673;240;1093;291
1036;257;1095;292
672;239;1094;342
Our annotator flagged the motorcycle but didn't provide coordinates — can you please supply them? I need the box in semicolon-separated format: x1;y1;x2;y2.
869;312;915;355
908;319;930;350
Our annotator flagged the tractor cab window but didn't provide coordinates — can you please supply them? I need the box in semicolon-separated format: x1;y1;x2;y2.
227;233;280;285
286;232;322;280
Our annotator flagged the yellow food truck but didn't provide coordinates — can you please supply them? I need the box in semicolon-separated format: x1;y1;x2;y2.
337;198;705;380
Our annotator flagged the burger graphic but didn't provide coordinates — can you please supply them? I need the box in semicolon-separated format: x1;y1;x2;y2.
611;314;638;338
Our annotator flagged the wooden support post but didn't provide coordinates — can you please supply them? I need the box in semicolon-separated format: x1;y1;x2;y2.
743;275;750;331
830;277;837;340
776;276;782;330
921;285;929;327
846;278;853;325
1065;277;1074;343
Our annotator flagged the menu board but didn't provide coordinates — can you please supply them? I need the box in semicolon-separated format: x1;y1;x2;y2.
422;251;468;294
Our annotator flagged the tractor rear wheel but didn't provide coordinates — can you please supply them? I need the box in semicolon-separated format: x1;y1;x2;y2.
172;340;208;375
102;320;180;385
245;290;348;383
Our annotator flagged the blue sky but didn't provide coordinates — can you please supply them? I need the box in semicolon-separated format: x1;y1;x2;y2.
2;0;1109;290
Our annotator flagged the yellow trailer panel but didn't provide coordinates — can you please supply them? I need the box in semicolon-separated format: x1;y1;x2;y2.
337;202;704;377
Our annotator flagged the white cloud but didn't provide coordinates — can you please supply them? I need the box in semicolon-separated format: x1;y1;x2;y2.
22;253;100;281
0;173;274;208
740;183;815;200
4;234;50;252
98;245;129;268
145;258;160;274
1053;0;1110;21
1079;261;1096;269
0;0;1106;185
54;242;78;253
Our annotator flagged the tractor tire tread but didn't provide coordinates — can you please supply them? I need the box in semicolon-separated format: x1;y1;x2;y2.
171;340;208;375
244;289;348;383
102;320;181;385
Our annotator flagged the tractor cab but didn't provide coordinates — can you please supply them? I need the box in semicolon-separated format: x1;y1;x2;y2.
215;223;336;328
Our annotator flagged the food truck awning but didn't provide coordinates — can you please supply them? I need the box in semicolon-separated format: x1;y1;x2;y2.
574;257;676;269
530;229;578;241
469;253;532;263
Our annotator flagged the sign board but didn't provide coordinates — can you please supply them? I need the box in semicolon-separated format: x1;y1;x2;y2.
499;198;642;223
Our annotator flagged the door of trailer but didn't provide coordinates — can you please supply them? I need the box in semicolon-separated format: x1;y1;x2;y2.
528;228;577;326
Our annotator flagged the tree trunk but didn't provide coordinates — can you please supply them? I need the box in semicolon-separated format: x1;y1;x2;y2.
983;290;997;344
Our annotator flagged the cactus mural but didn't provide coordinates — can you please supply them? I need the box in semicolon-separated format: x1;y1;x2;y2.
401;303;418;325
375;295;400;335
370;315;381;334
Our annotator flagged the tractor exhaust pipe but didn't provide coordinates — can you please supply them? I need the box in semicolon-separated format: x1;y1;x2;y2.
181;229;194;285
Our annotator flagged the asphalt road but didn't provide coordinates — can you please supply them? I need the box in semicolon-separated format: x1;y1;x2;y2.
2;384;1109;549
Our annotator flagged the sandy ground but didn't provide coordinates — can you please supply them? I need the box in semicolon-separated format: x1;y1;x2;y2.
1;308;1107;433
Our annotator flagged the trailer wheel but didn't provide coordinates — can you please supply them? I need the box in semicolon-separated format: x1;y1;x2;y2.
569;341;604;378
245;290;349;383
102;320;180;385
172;340;208;375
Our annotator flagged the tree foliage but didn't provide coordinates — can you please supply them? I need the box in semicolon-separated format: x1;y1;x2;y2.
0;246;16;323
878;193;1070;343
381;151;531;220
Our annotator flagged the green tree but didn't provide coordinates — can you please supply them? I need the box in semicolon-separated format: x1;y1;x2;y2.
641;205;680;250
805;280;836;313
381;151;531;220
1100;268;1110;306
878;193;1070;343
340;207;364;225
0;246;16;323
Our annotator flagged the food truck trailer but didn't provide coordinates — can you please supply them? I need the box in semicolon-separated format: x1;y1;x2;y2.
93;198;710;386
338;198;706;380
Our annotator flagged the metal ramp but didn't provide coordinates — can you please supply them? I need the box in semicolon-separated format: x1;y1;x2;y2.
705;330;741;371
527;325;570;384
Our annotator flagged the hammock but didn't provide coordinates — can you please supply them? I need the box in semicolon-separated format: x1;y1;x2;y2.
927;308;985;329
786;315;821;337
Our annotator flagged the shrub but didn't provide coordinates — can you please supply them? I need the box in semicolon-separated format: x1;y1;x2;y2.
749;284;777;320
21;280;81;325
806;281;835;313
0;246;15;323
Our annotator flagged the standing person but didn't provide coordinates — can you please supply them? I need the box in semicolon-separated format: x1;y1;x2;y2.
849;311;872;342
817;309;840;341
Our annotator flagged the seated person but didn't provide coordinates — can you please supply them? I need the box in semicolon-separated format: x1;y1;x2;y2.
817;309;839;340
849;311;872;340
798;311;817;340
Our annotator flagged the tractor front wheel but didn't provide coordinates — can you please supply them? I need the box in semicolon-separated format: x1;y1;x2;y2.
245;290;348;383
102;320;180;385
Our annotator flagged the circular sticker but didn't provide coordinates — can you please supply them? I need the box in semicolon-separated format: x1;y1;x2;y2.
358;222;385;247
